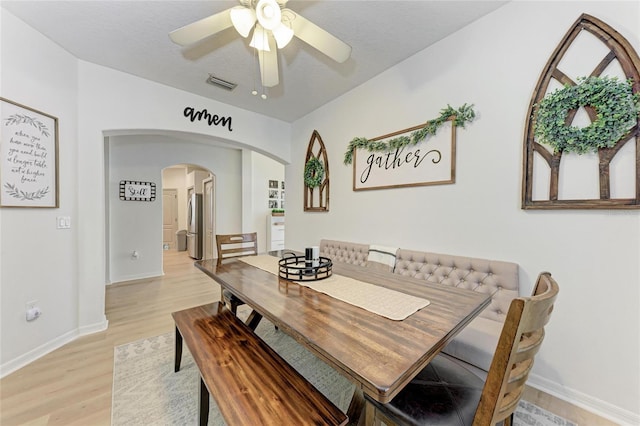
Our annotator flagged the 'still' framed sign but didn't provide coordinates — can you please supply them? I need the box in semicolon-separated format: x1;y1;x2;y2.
119;180;156;201
352;121;456;191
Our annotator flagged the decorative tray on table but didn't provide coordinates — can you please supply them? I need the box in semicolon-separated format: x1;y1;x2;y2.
278;251;333;282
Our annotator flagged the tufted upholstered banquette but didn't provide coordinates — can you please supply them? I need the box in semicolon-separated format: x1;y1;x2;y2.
394;249;519;323
319;239;370;267
318;239;520;373
393;249;519;372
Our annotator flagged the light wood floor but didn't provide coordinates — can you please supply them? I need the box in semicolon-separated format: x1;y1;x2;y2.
0;250;219;426
0;251;617;425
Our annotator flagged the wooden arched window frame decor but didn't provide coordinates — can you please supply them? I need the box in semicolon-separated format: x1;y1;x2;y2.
303;130;330;212
522;14;640;209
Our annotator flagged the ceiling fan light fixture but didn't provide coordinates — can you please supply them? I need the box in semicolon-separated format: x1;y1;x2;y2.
230;6;256;38
255;0;281;30
170;0;352;91
272;23;293;48
249;24;270;51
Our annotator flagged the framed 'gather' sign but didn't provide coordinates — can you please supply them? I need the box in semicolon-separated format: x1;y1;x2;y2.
352;120;456;191
1;98;59;208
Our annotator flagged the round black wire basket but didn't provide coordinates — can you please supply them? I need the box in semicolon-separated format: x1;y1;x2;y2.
278;251;332;281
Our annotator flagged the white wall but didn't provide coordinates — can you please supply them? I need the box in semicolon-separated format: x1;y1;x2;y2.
0;9;81;372
287;2;639;424
0;9;291;376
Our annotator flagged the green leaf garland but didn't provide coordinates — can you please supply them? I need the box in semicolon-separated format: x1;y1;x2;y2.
343;104;476;165
534;76;640;154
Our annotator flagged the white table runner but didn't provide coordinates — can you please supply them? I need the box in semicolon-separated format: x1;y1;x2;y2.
239;255;429;321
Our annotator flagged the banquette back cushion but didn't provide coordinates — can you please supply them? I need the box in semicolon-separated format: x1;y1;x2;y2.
394;249;519;322
319;239;369;267
394;249;520;371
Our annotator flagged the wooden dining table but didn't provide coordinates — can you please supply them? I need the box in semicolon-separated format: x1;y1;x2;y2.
195;252;490;425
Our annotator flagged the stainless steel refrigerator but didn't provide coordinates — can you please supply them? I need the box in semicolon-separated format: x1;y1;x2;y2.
187;193;203;259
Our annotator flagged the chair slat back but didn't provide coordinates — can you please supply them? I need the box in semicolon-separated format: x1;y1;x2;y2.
216;233;258;266
474;272;559;425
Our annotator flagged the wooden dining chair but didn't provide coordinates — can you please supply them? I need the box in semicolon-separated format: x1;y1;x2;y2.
215;232;258;314
364;272;559;426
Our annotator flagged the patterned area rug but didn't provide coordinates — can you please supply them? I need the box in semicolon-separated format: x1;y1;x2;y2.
112;311;575;426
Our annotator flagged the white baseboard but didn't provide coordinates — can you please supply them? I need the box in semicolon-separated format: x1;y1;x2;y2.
107;271;163;285
0;318;109;379
440;353;638;425
527;373;640;425
79;317;109;336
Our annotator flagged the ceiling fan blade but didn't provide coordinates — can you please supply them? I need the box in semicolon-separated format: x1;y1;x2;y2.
258;35;279;87
230;6;256;38
169;9;233;46
288;11;351;63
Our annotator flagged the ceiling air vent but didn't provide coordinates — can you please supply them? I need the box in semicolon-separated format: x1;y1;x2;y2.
206;74;237;91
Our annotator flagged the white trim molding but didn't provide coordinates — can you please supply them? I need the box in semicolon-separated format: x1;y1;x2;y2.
528;373;640;425
0;319;108;379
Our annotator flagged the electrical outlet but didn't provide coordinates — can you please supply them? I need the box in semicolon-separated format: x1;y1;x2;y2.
25;300;42;321
26;307;42;321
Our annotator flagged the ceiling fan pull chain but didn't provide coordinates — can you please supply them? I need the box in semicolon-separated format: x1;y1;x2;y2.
252;46;259;96
260;47;267;100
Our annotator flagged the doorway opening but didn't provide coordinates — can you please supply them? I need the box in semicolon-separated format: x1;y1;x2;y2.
162;164;215;262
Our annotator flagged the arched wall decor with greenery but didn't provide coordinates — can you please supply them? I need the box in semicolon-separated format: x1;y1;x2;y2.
534;76;639;154
522;13;640;209
304;130;330;212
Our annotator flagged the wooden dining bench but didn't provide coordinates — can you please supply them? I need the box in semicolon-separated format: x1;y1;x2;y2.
172;302;348;426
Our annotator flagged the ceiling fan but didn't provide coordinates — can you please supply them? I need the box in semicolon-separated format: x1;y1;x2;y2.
169;0;352;89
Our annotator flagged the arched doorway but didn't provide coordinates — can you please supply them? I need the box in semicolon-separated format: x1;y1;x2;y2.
104;130;284;284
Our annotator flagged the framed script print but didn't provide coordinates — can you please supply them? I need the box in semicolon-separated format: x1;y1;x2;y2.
119;180;156;202
1;98;59;207
353;121;456;191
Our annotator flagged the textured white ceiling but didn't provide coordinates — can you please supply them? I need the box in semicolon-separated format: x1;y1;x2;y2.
2;0;508;122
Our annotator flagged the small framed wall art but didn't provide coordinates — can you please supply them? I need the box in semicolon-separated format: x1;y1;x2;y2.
119;180;156;201
268;180;285;209
1;98;59;208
